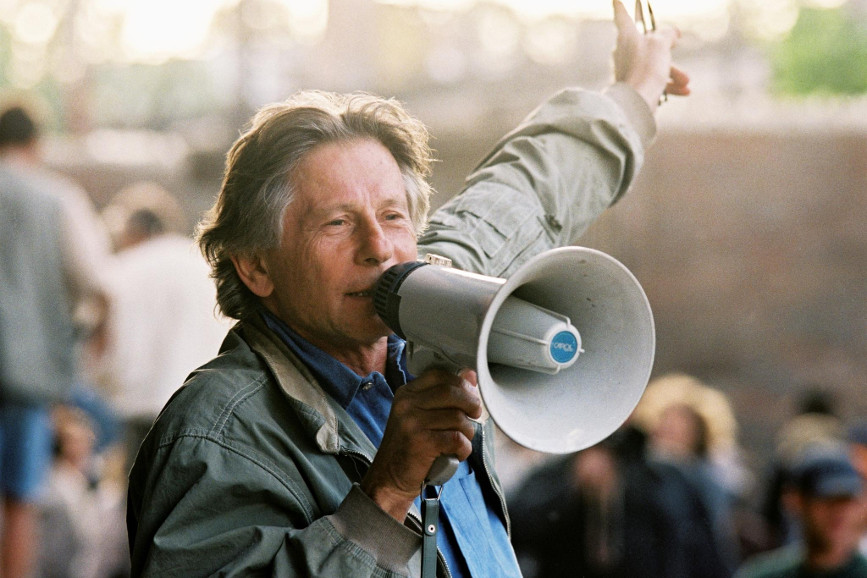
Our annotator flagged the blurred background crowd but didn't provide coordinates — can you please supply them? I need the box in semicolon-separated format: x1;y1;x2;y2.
0;0;865;576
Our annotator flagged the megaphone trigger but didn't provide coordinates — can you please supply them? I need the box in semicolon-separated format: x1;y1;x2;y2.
425;455;459;487
405;342;462;377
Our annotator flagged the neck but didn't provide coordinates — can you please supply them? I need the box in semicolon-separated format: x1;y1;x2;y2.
324;338;389;377
0;145;40;167
806;541;857;571
259;307;392;376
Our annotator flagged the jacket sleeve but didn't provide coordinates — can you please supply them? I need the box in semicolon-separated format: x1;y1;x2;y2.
417;82;655;277
127;434;423;577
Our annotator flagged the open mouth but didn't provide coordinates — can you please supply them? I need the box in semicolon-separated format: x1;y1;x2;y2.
347;289;373;298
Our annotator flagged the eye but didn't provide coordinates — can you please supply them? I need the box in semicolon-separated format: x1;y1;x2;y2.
326;218;347;227
383;209;408;222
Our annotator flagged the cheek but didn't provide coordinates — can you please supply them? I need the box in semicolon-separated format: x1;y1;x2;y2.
394;232;418;262
269;246;326;304
285;236;330;277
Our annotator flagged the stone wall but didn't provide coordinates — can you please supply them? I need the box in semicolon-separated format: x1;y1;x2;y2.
580;128;867;461
425;122;867;464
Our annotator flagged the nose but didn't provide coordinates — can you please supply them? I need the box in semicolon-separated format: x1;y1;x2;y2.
357;218;393;266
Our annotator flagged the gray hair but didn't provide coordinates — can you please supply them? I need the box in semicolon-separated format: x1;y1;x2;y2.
197;91;434;320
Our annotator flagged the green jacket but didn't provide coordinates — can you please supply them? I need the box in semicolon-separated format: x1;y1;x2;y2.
418;83;654;277
128;84;654;577
734;545;867;578
129;316;509;576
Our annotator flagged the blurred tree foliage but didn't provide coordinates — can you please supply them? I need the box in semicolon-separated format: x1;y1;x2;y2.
771;6;867;96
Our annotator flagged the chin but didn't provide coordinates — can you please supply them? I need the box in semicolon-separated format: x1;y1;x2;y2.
365;326;394;344
364;313;394;337
344;318;393;346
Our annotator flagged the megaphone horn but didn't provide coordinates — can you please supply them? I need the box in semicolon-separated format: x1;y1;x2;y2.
374;246;655;481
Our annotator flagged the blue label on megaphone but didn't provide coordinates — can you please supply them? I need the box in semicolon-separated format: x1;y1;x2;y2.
550;331;579;364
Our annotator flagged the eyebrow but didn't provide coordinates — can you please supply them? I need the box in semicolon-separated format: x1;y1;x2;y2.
309;196;409;218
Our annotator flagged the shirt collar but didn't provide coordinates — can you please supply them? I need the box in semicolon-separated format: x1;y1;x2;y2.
260;310;408;409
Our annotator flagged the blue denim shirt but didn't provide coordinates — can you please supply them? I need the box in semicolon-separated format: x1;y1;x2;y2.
262;311;520;577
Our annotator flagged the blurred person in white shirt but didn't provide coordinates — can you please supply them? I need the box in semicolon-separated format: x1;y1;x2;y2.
94;182;233;467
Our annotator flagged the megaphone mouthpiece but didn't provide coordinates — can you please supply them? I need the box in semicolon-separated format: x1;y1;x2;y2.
373;260;427;340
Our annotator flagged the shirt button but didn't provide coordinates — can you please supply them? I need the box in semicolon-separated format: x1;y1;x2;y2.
362;381;373;391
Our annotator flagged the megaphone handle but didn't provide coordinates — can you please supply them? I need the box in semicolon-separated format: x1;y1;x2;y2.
425;454;459;486
407;344;462;486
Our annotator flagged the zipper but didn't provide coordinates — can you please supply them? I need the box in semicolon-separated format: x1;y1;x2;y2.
438;549;452;578
478;422;511;536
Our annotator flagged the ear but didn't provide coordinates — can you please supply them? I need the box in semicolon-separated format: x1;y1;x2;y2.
231;253;275;299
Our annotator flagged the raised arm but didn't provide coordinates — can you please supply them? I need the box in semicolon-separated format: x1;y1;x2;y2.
418;0;689;277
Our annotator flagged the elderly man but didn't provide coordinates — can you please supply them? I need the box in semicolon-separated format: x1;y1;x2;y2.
127;2;689;575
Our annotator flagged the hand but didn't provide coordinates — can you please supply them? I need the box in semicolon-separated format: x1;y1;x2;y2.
612;0;690;110
360;369;482;521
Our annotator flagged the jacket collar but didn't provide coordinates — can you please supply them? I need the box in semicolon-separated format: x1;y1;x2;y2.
240;314;378;461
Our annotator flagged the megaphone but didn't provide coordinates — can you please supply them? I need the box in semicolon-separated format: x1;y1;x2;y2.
374;246;655;484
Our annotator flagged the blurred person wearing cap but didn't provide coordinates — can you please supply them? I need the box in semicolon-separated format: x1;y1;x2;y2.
126;2;691;576
848;420;867;486
846;420;867;557
734;445;867;578
759;388;847;551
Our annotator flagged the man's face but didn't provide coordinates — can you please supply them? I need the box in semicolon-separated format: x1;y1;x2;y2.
800;493;865;555
258;138;418;359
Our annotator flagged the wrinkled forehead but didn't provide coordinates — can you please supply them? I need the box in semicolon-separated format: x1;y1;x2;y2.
284;139;410;216
297;138;403;185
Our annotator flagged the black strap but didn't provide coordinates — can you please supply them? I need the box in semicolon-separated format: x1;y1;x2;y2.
420;487;442;578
